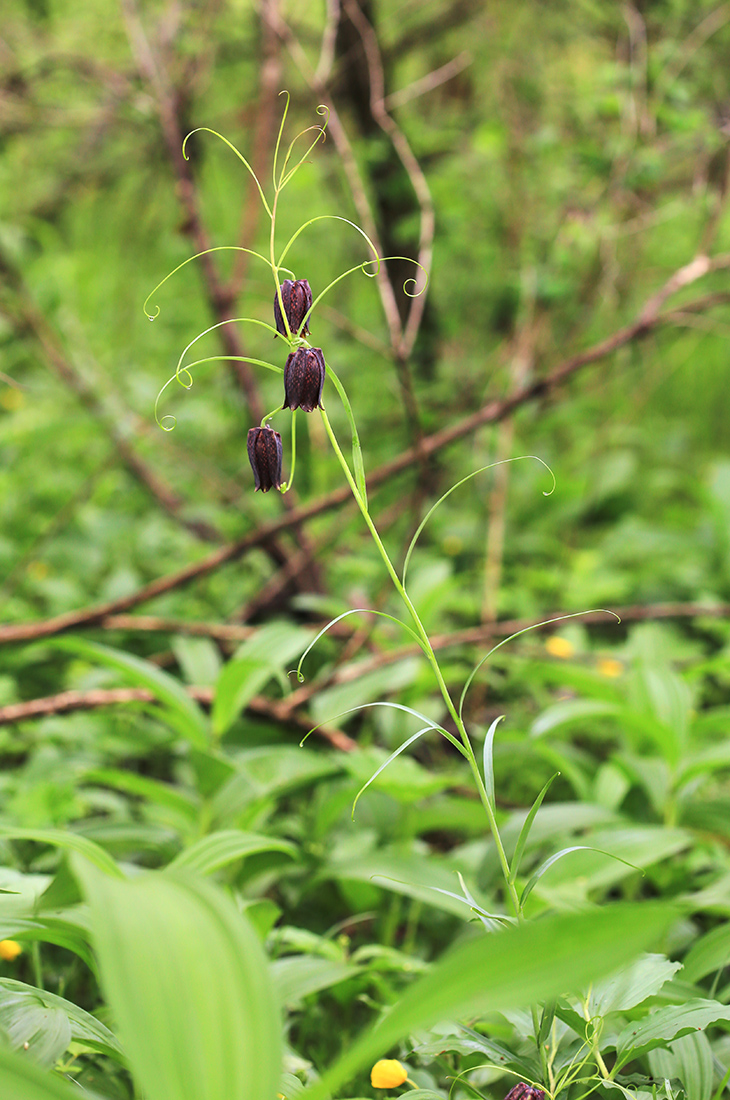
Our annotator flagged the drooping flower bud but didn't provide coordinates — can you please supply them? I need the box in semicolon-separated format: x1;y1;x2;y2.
247;426;282;492
274;279;312;338
503;1085;545;1100
283;347;325;412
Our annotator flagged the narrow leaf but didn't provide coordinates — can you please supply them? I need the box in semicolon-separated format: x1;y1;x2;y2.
482;715;504;811
509;773;559;884
520;845;641;907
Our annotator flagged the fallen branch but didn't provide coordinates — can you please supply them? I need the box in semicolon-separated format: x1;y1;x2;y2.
0;685;355;751
280;601;730;711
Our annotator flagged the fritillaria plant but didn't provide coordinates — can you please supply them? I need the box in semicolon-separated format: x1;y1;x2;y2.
145;97;622;1099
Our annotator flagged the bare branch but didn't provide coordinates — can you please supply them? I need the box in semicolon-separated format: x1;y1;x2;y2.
229;0;283;298
342;0;434;358
0;685;356;751
120;0;264;422
383;51;472;111
281;600;730;705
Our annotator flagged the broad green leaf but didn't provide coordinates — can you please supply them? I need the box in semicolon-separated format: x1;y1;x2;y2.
212;657;277;738
648;1031;713;1100
83;768;200;827
212;623;313;738
0;1000;71;1068
589;954;683;1015
683;923;730;983
0;916;95;972
628;664;691;763
615;998;730;1069
73;859;281;1100
325;851;491;918
171;635;222;686
0;827;122;879
271;956;359;1006
500;802;619;856
168;830;296;874
309;661;425;729
0;1046;87;1100
676;741;730;787
55;638;209;749
302;902;672;1100
211;747;340;826
413;1027;537;1078
530;699;624;739
0;979;124;1062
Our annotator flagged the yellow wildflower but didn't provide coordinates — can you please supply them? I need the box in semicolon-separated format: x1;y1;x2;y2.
0;940;22;961
371;1060;408;1089
26;561;49;581
0;389;24;412
545;636;574;659
597;658;623;678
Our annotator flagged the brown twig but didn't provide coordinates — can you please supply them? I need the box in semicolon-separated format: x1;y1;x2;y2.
120;0;264;422
229;0;282;299
383;51;472;111
278;600;730;709
341;0;433;360
268;9;407;384
0;684;355;750
120;0;323;590
1;258;727;645
99;615;255;641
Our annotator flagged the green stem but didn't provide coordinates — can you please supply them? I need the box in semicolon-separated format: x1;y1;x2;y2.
270;189;293;343
31;941;43;990
320;408;520;917
282;410;297;493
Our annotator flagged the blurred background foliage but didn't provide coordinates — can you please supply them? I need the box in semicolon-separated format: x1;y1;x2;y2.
2;0;730;1095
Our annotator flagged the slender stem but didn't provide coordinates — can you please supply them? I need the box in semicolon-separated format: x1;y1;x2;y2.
282;410;297;493
582;998;610;1079
320;408;520;916
31;941;43;990
531;1002;551;1087
270;189;292;342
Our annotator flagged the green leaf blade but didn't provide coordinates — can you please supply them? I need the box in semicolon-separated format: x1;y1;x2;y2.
73;859;282;1100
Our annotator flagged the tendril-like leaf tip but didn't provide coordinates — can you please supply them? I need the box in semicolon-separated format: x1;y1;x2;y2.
159;415;177;432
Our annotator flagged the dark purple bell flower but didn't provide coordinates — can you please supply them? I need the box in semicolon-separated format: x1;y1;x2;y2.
274;279;312;338
247;426;282;492
283;347;325;412
503;1085;545;1100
